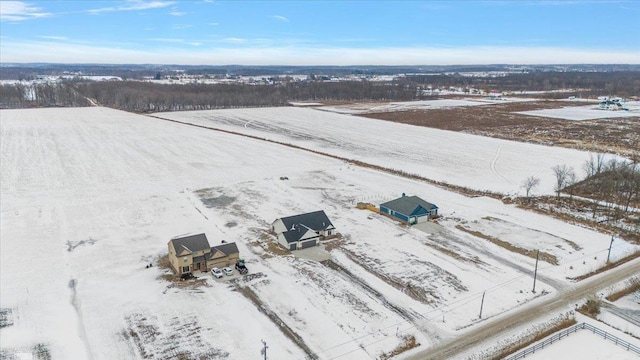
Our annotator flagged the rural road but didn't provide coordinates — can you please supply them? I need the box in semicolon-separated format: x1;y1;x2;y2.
404;257;640;360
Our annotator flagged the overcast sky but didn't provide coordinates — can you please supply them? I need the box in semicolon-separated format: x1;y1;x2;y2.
1;0;639;65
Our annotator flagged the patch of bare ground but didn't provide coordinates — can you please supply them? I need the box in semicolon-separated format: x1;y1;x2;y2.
362;99;640;158
379;335;420;360
488;315;577;360
156;255;209;289
322;233;345;251
577;296;601;318
0;308;13;328
606;276;640;302
250;229;291;258
233;283;318;359
455;225;559;265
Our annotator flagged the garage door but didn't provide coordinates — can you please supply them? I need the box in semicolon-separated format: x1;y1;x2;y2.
300;239;317;249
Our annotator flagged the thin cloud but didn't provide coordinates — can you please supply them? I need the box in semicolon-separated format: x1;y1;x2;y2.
88;1;174;14
208;22;220;26
172;24;194;29
223;37;246;43
1;1;51;22
168;7;186;16
149;38;184;43
271;15;289;23
37;35;68;41
3;40;639;65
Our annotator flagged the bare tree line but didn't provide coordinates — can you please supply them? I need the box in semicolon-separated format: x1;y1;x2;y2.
1;80;417;111
0;82;91;108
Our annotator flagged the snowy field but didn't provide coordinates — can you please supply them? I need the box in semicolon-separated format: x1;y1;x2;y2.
1;107;637;359
515;328;638;360
316;98;536;114
517;104;640;121
513;316;640;360
154;106;603;195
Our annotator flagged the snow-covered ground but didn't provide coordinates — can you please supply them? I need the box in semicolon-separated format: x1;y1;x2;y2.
510;316;640;360
316;98;536;114
153;106;603;195
1;107;636;359
517;103;640;121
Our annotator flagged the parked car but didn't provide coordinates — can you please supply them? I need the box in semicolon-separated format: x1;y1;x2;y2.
222;267;234;276
211;267;223;278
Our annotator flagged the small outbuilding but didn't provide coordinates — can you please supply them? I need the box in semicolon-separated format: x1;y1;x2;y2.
380;194;438;225
271;210;336;251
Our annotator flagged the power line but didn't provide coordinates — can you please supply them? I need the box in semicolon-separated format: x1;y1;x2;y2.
294;242;636;360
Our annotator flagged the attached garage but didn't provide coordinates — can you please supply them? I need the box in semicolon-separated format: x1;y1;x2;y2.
272;210;336;251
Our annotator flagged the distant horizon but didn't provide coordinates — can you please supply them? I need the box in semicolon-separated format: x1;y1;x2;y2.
1;1;639;65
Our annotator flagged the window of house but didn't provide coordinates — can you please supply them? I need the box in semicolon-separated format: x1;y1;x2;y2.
183;257;188;262
182;266;190;273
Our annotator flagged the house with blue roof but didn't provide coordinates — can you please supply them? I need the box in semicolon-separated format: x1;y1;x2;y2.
271;210;336;251
380;194;438;225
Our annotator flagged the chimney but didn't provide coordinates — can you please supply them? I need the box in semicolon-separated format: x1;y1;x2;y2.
402;192;406;197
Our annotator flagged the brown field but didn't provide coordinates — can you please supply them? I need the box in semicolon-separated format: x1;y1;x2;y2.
362;99;640;158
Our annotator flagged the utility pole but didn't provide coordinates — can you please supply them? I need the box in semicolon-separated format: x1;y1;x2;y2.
261;339;268;360
607;235;615;264
532;249;540;293
479;291;486;319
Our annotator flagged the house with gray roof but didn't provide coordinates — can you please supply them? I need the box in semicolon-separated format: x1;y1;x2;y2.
168;233;240;275
271;210;336;251
380;194;438;225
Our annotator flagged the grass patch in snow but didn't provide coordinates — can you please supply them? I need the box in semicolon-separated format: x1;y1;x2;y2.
606;276;640;302
456;225;559;265
576;297;601;318
379;335;420;360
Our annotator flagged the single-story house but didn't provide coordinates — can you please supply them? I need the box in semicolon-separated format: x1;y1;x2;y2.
167;233;239;275
380;194;438;224
271;210;336;251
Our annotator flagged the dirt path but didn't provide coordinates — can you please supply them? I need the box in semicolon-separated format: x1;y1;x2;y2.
404;257;640;359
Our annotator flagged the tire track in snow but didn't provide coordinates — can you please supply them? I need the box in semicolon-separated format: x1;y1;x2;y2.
490;145;513;185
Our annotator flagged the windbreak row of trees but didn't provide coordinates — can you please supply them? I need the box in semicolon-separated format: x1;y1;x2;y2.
0;83;91;108
1;80;418;111
397;71;640;97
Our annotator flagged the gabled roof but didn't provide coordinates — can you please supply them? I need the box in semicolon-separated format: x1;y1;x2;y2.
282;226;318;243
209;242;239;258
279;210;334;233
169;233;211;254
380;195;438;216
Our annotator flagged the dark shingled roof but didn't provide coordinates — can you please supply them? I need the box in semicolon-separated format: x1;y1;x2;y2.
280;210;334;233
380;196;438;216
210;242;239;257
170;233;211;254
278;210;334;244
282;225;317;243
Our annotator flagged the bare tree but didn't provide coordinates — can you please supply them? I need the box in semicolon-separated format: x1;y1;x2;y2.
552;164;575;199
583;153;606;178
522;176;540;201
